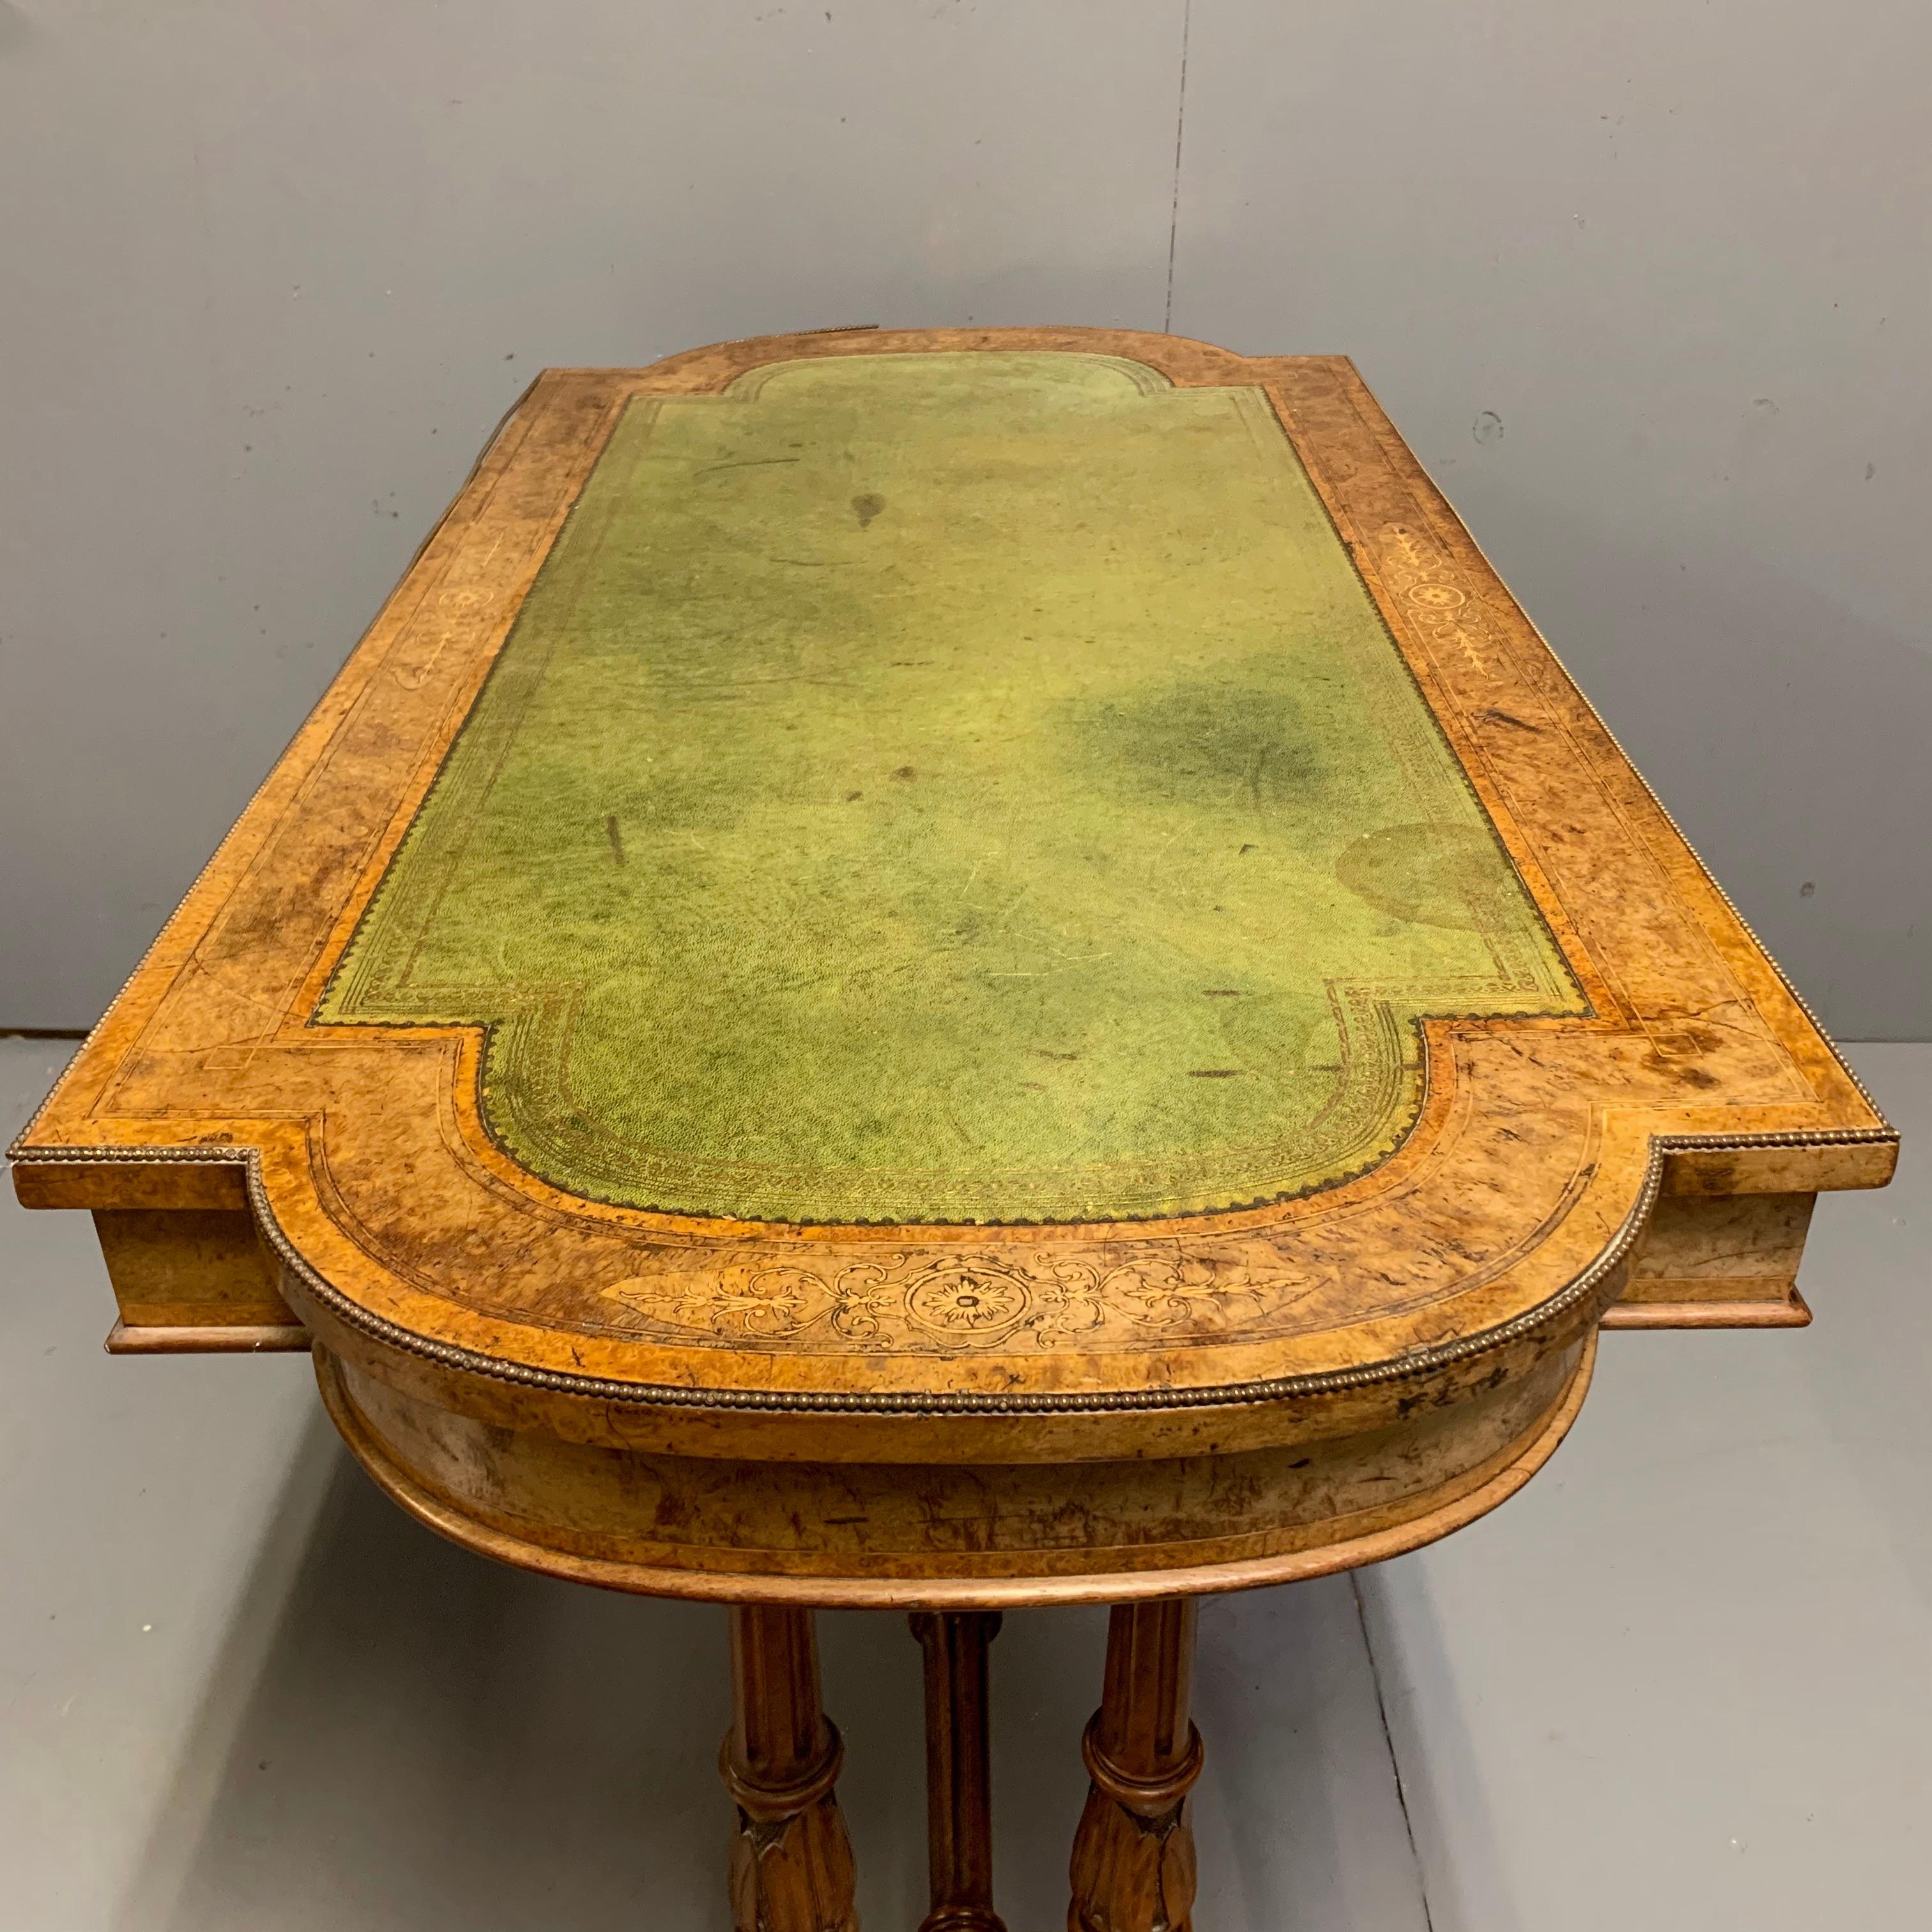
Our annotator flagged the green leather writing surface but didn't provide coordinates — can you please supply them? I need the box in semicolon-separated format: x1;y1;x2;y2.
319;351;1583;1222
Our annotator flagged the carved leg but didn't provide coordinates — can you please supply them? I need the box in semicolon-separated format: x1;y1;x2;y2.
1067;1600;1202;1932
722;1606;860;1932
910;1611;1008;1932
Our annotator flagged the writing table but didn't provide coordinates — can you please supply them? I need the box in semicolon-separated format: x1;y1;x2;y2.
12;328;1896;1931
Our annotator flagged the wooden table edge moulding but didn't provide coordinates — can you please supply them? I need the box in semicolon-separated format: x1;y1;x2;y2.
10;326;1897;1932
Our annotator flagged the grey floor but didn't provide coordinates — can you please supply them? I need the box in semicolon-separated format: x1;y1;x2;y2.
3;1038;1926;1931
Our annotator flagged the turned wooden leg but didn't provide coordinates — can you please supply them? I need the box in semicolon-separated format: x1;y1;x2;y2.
910;1611;1008;1932
1067;1600;1202;1932
721;1606;859;1932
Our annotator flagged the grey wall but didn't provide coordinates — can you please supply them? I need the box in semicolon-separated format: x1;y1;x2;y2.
1171;3;1932;1039
3;1;1927;1035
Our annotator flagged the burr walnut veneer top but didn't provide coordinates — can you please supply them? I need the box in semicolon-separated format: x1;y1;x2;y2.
12;328;1895;1451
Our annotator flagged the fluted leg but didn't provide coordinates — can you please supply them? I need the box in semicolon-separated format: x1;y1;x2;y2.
722;1606;860;1932
910;1611;1008;1932
1067;1600;1202;1932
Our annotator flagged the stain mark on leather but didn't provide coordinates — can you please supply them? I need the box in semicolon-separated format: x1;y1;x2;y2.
1335;822;1506;930
1061;663;1326;814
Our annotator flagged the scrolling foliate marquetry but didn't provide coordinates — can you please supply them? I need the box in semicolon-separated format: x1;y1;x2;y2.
588;1142;1593;1359
601;1247;1322;1354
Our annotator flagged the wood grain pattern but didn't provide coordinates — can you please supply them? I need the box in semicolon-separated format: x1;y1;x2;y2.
8;328;1896;1607
105;1320;312;1355
310;1330;1588;1593
91;1208;300;1332
1068;1601;1202;1932
723;1606;859;1932
910;1612;1006;1932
